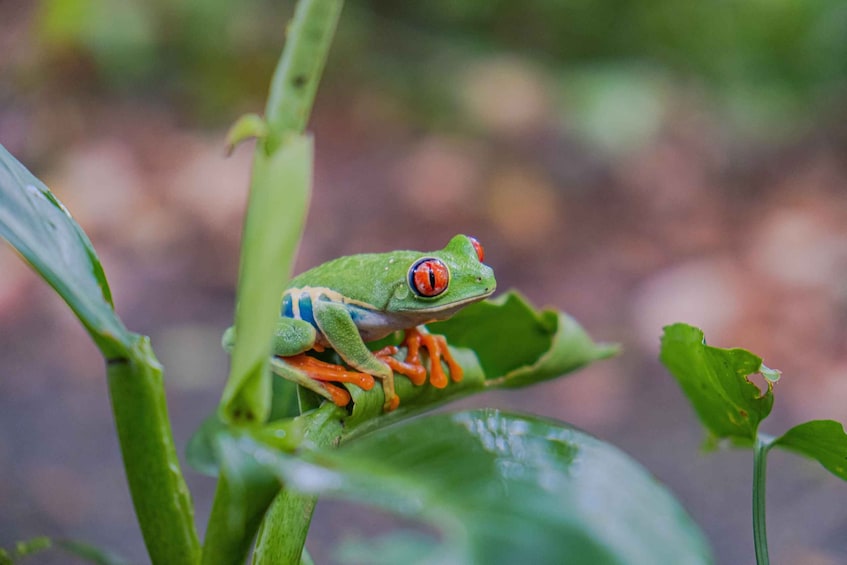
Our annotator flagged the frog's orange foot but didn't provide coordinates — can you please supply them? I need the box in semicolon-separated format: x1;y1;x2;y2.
284;353;375;406
379;327;463;389
375;345;427;386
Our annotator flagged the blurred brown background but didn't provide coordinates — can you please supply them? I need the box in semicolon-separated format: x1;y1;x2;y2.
2;1;847;563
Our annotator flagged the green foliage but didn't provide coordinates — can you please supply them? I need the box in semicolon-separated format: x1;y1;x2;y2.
0;145;131;358
340;291;617;434
660;323;774;446
660;322;847;479
660;323;847;563
0;145;200;564
212;408;713;565
773;420;847;481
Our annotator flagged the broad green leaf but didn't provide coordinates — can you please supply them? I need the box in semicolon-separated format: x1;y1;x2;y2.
339;291;616;436
773;420;847;481
660;323;774;445
0;144;133;358
220;133;312;425
232;409;714;565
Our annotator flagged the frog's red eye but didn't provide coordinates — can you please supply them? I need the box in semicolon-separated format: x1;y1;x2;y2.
409;258;449;297
469;236;484;262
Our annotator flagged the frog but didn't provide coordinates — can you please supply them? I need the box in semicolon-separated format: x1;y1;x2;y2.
225;234;496;411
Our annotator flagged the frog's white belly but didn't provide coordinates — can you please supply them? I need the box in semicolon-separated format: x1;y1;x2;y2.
344;304;432;342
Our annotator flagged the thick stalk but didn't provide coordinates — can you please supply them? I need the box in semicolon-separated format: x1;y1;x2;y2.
201;468;281;565
107;336;200;564
753;434;774;565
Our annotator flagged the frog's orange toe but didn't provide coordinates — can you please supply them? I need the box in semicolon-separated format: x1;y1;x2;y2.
398;327;463;388
384;394;400;412
320;382;352;407
375;345;428;386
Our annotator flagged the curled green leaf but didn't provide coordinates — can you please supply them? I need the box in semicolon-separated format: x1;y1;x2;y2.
338;291;616;436
432;291;619;387
660;323;775;446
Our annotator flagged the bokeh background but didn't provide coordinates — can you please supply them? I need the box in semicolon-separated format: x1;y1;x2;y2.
2;1;847;563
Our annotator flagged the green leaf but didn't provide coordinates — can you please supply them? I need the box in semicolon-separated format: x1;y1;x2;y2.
660;323;774;445
187;413;303;478
232;409;714;565
0;144;133;358
220;133;312;425
773;420;847;481
432;291;618;387
337;291;616;437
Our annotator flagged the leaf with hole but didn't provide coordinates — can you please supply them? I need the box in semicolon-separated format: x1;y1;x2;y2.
660;323;774;446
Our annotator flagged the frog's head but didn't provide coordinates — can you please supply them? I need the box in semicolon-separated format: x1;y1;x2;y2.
387;234;496;320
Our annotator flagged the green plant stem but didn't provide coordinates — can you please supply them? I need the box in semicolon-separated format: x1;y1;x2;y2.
252;405;345;565
107;336;200;564
753;434;774;565
201;469;280;565
264;0;343;150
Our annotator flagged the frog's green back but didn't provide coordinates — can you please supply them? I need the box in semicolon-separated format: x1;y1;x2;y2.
288;250;423;309
286;235;496;313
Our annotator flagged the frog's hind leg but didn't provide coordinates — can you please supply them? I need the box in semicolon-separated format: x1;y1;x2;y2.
269;355;374;407
270;317;375;407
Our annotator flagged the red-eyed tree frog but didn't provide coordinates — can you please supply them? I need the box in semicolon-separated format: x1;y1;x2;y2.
225;235;495;411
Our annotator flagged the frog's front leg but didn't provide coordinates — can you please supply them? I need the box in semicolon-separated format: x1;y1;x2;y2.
269;318;375;407
375;326;463;389
312;301;400;411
